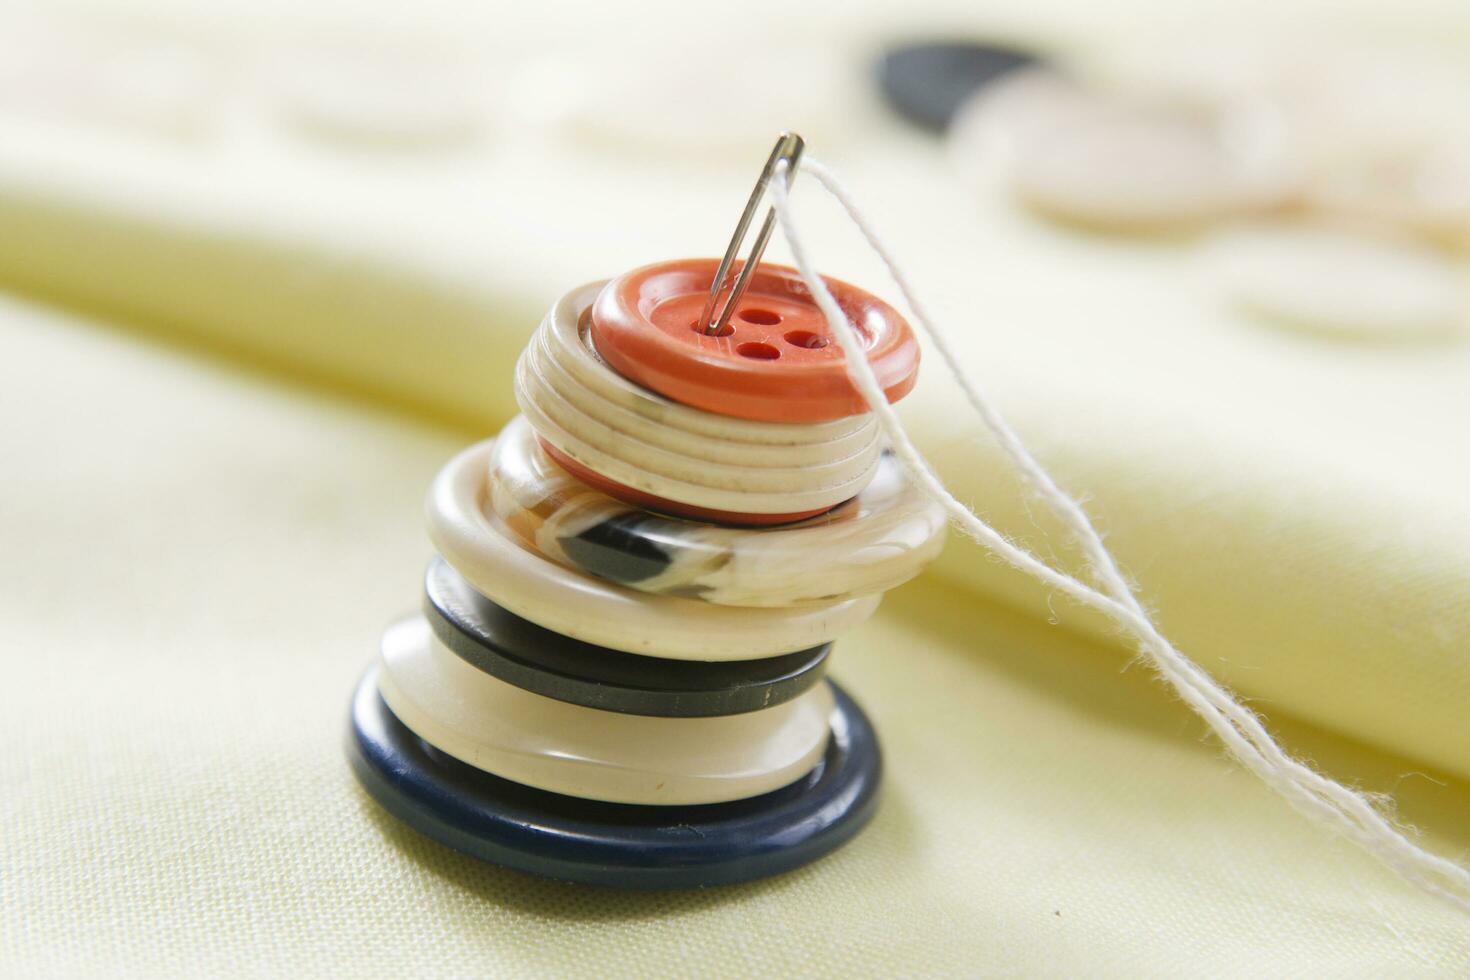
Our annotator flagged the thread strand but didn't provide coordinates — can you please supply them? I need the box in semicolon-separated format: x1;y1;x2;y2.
769;157;1470;913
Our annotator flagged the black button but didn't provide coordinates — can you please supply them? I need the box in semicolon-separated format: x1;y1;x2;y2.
877;40;1043;132
422;558;831;718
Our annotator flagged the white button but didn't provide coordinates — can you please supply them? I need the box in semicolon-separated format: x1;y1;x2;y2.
426;437;881;659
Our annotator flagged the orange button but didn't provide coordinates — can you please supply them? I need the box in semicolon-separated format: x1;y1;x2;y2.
589;258;919;423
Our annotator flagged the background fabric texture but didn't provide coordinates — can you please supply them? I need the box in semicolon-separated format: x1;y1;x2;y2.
2;0;1469;974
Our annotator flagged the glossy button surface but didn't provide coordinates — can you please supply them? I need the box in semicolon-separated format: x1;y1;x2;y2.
347;663;882;888
425;436;881;659
489;416;947;608
422;557;831;716
590;259;919;423
377;617;834;805
514;285;884;522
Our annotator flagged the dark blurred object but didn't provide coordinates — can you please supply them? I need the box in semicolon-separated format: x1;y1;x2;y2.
876;40;1041;132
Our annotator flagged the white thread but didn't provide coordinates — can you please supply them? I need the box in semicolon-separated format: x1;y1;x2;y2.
769;157;1470;912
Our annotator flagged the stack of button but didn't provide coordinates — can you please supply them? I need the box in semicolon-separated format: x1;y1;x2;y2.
347;255;944;888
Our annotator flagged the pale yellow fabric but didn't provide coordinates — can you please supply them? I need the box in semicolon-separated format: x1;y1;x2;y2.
3;1;1470;975
4;296;1469;975
2;5;1468;777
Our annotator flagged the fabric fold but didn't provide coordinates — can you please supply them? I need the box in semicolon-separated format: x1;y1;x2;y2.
2;111;1466;781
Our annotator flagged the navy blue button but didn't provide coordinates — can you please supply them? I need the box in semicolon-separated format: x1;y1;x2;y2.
347;666;882;889
877;41;1042;131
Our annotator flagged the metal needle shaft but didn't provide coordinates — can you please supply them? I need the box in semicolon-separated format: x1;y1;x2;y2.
699;132;805;335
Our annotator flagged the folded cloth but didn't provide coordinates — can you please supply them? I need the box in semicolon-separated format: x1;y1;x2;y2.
3;7;1470;972
3;288;1468;975
2;92;1466;782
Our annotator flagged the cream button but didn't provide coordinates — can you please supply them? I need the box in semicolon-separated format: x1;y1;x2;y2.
377;617;833;806
1205;224;1466;340
426;437;881;659
952;69;1296;229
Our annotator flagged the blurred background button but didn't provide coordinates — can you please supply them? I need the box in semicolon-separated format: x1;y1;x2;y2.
553;42;855;161
875;39;1042;132
271;41;492;150
0;15;219;141
1304;145;1470;248
1205;223;1467;341
951;69;1297;230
